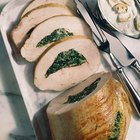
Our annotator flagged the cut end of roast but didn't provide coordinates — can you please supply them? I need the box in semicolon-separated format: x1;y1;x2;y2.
46;72;132;140
47;72;110;114
34;36;101;91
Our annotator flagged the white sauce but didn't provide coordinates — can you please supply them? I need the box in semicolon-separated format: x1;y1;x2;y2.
99;0;140;37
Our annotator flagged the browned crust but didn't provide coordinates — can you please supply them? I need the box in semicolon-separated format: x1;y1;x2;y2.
47;73;132;140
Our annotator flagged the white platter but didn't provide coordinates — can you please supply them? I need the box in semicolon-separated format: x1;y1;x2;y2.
0;0;140;139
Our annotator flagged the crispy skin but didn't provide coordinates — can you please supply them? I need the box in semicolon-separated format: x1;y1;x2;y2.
47;73;131;140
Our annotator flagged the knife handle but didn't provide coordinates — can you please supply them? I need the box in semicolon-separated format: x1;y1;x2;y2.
117;67;140;116
130;60;140;75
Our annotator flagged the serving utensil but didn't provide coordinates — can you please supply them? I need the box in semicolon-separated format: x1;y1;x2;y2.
75;0;140;116
82;0;140;76
94;7;140;75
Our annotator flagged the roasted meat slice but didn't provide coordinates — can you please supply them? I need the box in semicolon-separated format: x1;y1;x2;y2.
21;15;92;62
11;4;74;48
22;0;77;17
34;36;101;91
47;72;131;140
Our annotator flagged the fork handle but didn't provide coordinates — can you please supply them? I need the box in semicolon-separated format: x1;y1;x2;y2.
130;60;140;75
117;67;140;116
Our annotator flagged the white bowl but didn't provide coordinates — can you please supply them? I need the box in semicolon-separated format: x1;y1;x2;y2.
98;0;140;38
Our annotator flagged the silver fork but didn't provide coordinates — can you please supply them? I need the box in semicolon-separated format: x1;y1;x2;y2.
75;0;140;115
94;7;140;75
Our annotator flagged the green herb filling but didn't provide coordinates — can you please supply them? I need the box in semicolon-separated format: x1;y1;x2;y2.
45;49;87;78
108;111;122;140
65;78;101;104
37;28;74;47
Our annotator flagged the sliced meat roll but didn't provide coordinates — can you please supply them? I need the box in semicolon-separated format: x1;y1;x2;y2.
34;36;101;91
11;4;74;48
22;0;77;17
47;72;131;140
21;15;92;62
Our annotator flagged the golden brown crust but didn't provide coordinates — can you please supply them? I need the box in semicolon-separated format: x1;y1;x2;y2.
113;80;132;140
47;73;132;140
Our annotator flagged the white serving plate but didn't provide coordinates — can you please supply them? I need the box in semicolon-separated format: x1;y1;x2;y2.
0;0;140;139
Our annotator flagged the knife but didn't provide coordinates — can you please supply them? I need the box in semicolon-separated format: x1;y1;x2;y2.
82;0;140;75
75;0;138;67
111;31;140;75
94;7;140;75
75;0;140;116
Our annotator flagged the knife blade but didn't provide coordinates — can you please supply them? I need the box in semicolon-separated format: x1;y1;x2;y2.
75;0;140;116
82;0;140;75
111;31;140;75
74;0;106;43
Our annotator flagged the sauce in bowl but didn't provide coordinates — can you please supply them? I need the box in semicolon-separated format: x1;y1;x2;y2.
98;0;140;37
